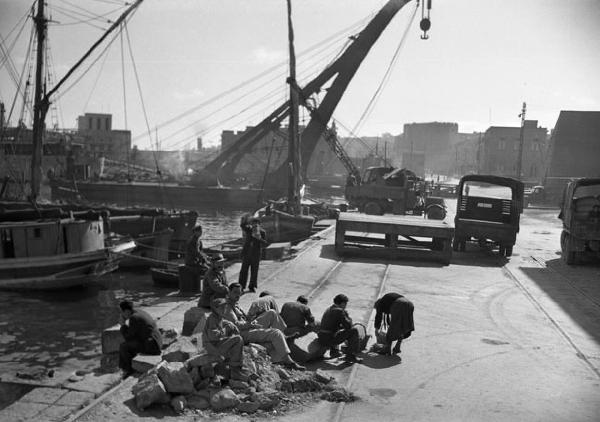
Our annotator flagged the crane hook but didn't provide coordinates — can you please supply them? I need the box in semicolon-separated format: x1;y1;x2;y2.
419;0;432;40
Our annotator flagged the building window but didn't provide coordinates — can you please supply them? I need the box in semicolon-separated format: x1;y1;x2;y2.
498;140;506;150
88;117;93;130
513;141;519;151
96;119;101;130
105;118;110;131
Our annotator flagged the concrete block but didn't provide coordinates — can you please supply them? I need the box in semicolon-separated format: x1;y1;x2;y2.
181;307;209;336
37;404;78;421
101;324;123;354
19;387;68;404
65;372;120;396
263;242;291;260
54;390;95;407
0;401;47;421
132;354;163;373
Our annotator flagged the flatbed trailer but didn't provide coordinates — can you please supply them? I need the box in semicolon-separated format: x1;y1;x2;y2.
334;212;454;265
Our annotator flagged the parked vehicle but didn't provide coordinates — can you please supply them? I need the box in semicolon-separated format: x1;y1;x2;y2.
558;178;600;265
345;167;446;219
453;175;524;257
524;185;546;207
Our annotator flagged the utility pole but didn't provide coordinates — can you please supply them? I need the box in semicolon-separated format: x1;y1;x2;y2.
516;102;526;180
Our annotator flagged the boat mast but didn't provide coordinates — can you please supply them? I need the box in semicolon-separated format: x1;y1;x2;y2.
286;0;301;213
30;0;48;201
29;0;145;202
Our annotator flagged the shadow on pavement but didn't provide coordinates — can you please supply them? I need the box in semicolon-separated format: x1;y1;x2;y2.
519;259;600;346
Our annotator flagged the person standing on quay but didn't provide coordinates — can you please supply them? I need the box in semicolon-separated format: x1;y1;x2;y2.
239;217;267;293
118;300;162;378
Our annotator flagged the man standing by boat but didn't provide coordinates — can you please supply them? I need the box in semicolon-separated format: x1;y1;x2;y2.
185;224;209;277
239;217;267;293
118;300;162;378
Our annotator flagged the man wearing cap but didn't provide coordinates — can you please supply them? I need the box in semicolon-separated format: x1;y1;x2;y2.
318;294;363;363
185;224;209;275
373;292;414;356
118;300;162;378
198;254;229;309
203;298;247;381
239;217;267;293
281;295;318;339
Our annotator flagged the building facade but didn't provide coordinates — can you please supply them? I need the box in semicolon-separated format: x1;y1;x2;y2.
76;113;131;161
480;120;548;182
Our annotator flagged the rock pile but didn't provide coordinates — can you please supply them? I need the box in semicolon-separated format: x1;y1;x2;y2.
131;336;355;416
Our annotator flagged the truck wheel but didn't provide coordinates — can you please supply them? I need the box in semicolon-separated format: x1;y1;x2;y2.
425;205;446;220
364;201;383;215
452;238;459;251
505;245;513;257
499;244;506;257
561;231;576;265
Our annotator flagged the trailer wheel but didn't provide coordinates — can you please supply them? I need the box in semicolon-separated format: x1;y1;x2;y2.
364;201;383;215
425;204;446;220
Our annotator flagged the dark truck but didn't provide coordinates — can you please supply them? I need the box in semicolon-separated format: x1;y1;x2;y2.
559;177;600;265
344;166;446;219
453;175;524;257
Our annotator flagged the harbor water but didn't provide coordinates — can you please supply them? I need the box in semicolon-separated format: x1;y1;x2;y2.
0;188;344;409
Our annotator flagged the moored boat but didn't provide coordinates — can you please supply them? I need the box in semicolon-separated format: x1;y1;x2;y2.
0;215;135;291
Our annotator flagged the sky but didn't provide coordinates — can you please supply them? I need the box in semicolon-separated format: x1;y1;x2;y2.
1;0;599;150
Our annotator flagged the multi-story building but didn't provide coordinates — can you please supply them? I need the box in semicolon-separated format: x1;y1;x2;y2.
451;132;481;177
395;122;459;177
544;110;600;199
479;120;548;182
76;113;131;161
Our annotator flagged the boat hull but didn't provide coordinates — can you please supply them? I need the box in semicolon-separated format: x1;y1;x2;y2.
258;210;315;243
50;180;279;210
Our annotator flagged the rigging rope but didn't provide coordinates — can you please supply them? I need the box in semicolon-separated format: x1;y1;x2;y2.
351;3;419;135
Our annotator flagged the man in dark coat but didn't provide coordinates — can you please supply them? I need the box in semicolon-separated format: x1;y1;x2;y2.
318;294;363;363
281;295;317;338
184;224;209;277
374;292;414;355
118;300;162;377
238;217;267;293
198;254;229;309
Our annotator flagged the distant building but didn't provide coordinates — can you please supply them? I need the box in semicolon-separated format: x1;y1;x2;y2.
398;122;459;176
76;113;131;161
544;110;600;198
451;132;481;177
479;120;548;182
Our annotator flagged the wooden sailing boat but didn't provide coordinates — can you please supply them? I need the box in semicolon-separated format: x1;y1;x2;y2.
0;0;140;290
252;0;316;243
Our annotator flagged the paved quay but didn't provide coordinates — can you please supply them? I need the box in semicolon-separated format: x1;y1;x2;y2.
3;211;600;421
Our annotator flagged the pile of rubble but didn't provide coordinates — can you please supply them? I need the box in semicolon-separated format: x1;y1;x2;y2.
131;334;355;416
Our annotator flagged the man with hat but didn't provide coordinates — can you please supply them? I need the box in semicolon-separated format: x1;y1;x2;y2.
203;298;247;381
239;217;267;293
118;300;162;378
198;253;229;309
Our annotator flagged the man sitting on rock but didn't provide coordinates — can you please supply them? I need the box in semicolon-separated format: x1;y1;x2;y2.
318;294;363;363
280;295;318;339
198;254;229;309
203;298;247;381
247;290;280;322
118;300;162;378
228;284;287;332
223;284;304;370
